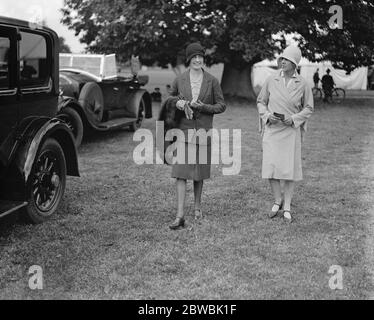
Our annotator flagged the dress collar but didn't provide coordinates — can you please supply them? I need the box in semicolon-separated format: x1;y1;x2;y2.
280;70;298;78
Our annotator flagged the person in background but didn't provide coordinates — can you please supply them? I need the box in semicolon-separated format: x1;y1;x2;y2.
168;42;226;230
166;84;172;95
21;60;37;80
313;68;320;88
151;87;162;102
257;45;314;223
367;66;374;90
321;69;335;103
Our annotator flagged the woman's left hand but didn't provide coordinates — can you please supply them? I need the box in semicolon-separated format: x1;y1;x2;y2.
283;117;294;126
190;100;205;110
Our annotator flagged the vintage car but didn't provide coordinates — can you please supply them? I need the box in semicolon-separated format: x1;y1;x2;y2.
58;53;153;147
0;16;79;223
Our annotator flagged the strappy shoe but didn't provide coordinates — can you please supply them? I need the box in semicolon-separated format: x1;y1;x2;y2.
194;209;203;220
169;217;185;230
268;202;283;219
283;210;294;223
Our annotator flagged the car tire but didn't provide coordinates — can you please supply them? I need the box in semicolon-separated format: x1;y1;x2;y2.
79;82;104;124
129;97;145;132
58;107;84;148
24;138;66;224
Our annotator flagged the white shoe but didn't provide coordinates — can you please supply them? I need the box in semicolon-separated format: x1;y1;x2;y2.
283;210;293;223
268;202;282;219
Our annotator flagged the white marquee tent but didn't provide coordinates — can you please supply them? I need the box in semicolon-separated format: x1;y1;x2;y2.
252;58;368;94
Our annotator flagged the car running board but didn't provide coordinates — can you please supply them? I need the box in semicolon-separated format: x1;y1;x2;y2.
96;117;137;131
0;200;28;218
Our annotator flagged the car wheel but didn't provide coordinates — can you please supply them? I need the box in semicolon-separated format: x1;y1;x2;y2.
24;138;66;224
58;107;83;148
130;98;145;131
79;82;104;124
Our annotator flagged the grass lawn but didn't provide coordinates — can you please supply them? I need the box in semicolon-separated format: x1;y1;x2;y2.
0;97;373;299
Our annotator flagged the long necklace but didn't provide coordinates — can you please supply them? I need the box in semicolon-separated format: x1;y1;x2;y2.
190;70;203;83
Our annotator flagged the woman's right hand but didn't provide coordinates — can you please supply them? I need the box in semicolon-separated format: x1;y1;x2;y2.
268;114;281;125
176;99;193;119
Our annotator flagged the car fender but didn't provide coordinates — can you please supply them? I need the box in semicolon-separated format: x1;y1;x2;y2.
58;96;88;124
14;118;79;186
126;89;153;119
59;95;106;131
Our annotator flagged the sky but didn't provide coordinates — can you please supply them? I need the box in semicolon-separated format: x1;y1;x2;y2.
0;0;85;52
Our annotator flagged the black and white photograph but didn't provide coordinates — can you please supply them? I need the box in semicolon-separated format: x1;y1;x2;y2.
0;0;374;305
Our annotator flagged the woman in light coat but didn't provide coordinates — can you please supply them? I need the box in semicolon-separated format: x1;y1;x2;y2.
257;45;314;222
168;42;226;230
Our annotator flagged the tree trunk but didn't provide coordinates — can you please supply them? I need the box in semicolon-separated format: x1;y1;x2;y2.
172;51;186;76
172;64;186;76
221;63;257;101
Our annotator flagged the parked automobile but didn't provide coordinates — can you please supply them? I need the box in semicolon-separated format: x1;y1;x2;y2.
0;16;79;223
58;53;153;147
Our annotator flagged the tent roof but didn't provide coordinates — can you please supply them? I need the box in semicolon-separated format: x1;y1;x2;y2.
254;57;320;67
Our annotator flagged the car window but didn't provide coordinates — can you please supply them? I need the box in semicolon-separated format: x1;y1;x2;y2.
19;31;48;87
0;37;10;90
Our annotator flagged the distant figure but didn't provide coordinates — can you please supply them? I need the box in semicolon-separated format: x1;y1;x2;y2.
367;66;374;90
166;84;172;95
151;87;162;102
130;55;140;77
21;61;37;79
313;68;320;88
321;69;335;102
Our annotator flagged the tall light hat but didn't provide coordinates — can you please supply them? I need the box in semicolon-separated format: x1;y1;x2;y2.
278;45;302;67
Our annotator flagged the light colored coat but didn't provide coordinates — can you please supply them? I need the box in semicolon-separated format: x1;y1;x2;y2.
257;71;314;181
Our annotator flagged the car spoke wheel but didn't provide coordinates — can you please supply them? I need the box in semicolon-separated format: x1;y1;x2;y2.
25;138;66;224
58;107;84;147
79;82;104;124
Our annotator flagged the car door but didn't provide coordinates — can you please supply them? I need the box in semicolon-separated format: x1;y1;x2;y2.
0;25;18;155
18;29;57;119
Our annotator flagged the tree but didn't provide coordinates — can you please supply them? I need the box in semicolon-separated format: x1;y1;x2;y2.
59;36;72;53
61;0;374;100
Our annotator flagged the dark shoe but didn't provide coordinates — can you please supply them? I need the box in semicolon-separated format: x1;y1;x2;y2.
194;209;203;220
169;217;185;230
268;202;282;219
283;210;294;223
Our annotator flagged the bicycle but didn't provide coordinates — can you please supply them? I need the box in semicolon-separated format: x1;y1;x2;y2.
312;86;323;100
313;86;346;103
331;87;346;103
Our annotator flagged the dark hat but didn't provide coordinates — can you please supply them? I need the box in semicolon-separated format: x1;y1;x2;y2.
185;42;205;64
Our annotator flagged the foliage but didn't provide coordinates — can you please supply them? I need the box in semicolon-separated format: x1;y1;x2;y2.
59;36;72;53
62;0;374;70
61;0;374;99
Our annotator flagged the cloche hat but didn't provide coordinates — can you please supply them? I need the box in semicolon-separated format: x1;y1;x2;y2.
278;45;302;66
185;42;205;64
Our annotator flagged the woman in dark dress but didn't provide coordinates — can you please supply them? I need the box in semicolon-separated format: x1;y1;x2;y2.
168;42;226;230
